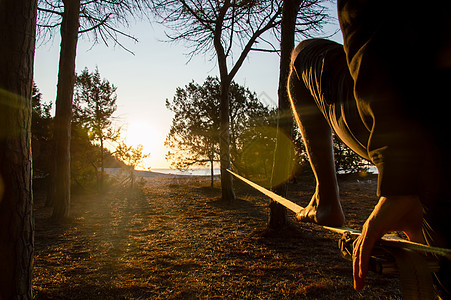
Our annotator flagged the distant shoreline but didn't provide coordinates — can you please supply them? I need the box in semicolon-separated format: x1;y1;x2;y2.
103;167;220;179
135;169;220;179
145;168;221;177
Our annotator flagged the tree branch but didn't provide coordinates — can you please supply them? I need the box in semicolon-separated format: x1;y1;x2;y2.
78;13;112;33
37;6;63;16
250;48;280;53
229;4;282;79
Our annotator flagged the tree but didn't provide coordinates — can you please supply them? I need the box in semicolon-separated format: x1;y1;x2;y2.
153;0;329;201
74;67;119;190
37;0;150;220
262;0;330;229
227;85;278;180
165;78;220;187
268;0;302;230
153;0;284;201
37;0;149;53
165;76;273;188
333;135;372;173
115;142;150;189
0;0;37;298
70;114;100;191
32;82;54;179
49;0;82;220
70;119;126;191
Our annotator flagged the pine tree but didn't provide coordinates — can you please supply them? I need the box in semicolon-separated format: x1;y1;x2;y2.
74;67;119;190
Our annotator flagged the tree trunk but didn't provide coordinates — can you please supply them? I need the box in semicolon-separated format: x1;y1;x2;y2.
268;0;301;229
51;0;81;221
219;78;236;201
0;0;37;298
214;8;236;202
210;157;214;188
100;135;104;190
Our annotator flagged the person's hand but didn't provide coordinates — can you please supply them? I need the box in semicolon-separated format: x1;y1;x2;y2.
352;195;424;290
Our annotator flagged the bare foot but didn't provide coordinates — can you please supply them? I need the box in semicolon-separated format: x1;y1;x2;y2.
296;190;345;227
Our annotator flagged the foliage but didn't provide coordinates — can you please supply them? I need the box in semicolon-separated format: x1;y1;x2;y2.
74;67;119;145
285;131;371;176
333;134;372;174
31;80;128;192
154;0;287;201
165;77;222;171
229;89;278;185
165;76;276;184
31;82;53;178
72;67;152;190
70;118;99;190
74;68;118;147
37;0;151;52
237;126;278;187
70;126;126;191
152;0;329;60
153;0;331;201
72;67;120;189
37;0;152;219
115;142;149;170
114;141;149;189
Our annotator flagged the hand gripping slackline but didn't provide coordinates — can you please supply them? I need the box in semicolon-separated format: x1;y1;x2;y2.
227;169;451;299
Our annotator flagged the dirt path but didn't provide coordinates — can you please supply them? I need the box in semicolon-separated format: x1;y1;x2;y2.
33;174;401;299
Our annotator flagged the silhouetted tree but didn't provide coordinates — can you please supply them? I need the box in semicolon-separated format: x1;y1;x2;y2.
153;0;284;201
268;0;302;230
70;120;125;191
261;0;331;230
153;0;329;201
333;134;372;173
228;84;277;178
0;0;37;297
165;76;272;188
32;83;54;180
37;0;149;52
115;142;150;189
74;67;119;190
165;78;221;187
47;0;81;220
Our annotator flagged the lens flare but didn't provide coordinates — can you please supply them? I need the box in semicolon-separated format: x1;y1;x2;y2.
238;126;296;188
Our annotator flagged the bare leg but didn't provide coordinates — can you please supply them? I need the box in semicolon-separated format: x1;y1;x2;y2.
288;70;345;227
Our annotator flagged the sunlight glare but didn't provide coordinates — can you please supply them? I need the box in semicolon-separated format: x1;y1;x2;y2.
125;121;164;169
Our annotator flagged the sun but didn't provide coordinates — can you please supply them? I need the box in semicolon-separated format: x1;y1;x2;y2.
124;121;167;169
126;122;151;146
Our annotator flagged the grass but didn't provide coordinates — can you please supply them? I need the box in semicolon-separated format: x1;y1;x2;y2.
32;173;401;299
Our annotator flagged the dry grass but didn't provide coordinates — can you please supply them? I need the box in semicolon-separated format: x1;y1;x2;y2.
33;173;401;299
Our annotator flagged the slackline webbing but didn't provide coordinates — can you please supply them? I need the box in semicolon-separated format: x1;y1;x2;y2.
227;169;451;259
228;169;451;298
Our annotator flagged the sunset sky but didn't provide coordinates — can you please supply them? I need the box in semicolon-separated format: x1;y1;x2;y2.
33;4;342;170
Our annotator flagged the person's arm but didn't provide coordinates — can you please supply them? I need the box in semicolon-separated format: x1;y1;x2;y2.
352;195;424;290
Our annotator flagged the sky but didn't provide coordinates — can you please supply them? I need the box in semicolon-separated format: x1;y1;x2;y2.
33;3;342;170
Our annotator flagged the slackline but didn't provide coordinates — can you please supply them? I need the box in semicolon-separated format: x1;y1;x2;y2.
228;169;451;298
227;169;451;259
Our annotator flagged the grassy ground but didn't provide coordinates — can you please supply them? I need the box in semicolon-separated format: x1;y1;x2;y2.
32;172;401;299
